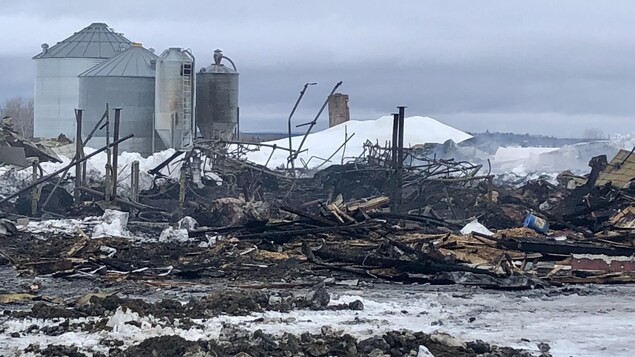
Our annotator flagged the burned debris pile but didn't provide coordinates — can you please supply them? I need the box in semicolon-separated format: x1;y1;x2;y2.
0;121;634;291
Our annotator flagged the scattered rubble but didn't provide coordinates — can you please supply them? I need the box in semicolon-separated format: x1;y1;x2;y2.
1;112;635;355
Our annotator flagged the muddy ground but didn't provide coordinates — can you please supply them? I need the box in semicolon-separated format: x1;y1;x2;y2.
1;265;634;356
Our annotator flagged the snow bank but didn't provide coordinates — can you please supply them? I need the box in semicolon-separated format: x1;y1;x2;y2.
71;148;181;196
246;116;472;169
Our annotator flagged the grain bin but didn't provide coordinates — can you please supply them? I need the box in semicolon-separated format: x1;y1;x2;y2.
78;43;157;156
196;49;239;140
154;48;194;150
33;23;132;139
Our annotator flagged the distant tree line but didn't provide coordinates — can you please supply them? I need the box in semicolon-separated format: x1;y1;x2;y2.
0;97;34;138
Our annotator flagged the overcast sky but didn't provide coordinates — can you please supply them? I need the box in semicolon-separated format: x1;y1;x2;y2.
1;0;634;137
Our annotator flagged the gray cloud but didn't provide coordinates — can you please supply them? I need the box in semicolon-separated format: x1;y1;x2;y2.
1;0;635;136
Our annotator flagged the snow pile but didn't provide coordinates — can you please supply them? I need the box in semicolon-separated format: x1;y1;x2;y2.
12;148;183;200
246;116;472;169
492;135;635;178
159;216;200;243
92;209;132;239
26;210;142;241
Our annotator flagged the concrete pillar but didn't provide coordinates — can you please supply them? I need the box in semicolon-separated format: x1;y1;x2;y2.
328;93;350;128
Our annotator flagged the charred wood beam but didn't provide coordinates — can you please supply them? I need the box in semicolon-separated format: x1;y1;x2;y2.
148;150;185;176
238;222;382;244
369;211;463;230
279;206;338;227
313;245;495;276
497;237;635;256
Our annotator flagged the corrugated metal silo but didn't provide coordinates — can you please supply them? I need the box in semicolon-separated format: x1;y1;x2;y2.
33;23;132;139
154;48;194;150
78;43;158;156
196;49;239;140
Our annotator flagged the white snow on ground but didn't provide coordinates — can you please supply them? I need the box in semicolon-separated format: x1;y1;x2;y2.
53;148;183;197
246;116;473;169
25;210;137;241
0;148;183;201
0;286;633;356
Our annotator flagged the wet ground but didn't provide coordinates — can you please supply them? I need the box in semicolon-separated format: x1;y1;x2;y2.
0;267;634;356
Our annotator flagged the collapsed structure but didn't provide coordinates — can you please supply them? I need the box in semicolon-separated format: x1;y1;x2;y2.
3;21;633;357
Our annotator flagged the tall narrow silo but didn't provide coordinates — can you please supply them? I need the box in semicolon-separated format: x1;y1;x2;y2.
196;49;239;140
33;23;132;139
154;48;195;150
78;43;158;156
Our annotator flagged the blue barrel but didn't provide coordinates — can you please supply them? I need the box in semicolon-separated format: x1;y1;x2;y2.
523;213;549;234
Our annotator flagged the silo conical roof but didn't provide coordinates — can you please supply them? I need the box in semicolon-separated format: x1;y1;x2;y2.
33;22;132;59
79;43;158;78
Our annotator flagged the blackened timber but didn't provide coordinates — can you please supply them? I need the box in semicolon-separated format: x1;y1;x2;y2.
112;108;121;199
237;222;382;244
279;205;338;226
370;211;463;229
314;245;496;276
74;109;83;201
148;150;185;176
498;237;635;256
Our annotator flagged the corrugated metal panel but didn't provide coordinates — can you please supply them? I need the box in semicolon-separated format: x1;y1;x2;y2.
596;149;635;188
33;23;131;59
79;43;157;78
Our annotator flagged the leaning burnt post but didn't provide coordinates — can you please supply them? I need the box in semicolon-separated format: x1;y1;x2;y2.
74;109;83;202
178;164;187;218
104;104;112;203
31;159;40;216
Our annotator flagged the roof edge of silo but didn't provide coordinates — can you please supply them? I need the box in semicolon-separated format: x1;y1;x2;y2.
33;22;133;60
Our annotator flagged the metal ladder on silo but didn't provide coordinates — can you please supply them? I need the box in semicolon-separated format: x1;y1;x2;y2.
181;63;193;148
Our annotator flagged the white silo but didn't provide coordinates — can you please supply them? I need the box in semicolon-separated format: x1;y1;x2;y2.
154;48;195;150
33;23;132;139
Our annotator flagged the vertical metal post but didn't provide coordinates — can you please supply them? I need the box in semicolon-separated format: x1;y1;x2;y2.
397;106;406;168
390;113;400;212
394;106;407;213
236;106;240;140
152;112;156;154
31;159;39;216
112;108;121;199
74;109;83;202
104;104;111;203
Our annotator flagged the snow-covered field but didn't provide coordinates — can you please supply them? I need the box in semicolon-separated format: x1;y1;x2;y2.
0;284;633;356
